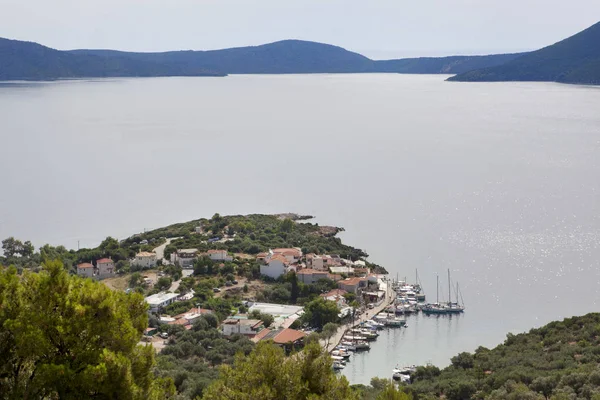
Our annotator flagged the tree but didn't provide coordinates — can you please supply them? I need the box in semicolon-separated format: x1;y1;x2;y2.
156;276;173;291
280;218;294;232
321;322;339;348
0;261;175;399
375;380;413;400
287;271;300;304
249;310;275;328
202;341;358;400
302;297;340;330
129;272;143;288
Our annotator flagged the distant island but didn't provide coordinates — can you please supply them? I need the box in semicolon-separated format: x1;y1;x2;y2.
449;20;600;85
1;20;598;84
0;36;522;81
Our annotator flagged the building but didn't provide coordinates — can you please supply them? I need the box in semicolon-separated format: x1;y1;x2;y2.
171;248;198;268
76;263;95;278
221;318;264;337
96;258;115;277
133;251;157;269
329;266;355;275
271;248;303;264
320;289;348;308
207;249;233;262
306;254;325;270
256;252;269;264
297;268;330;284
260;254;288;279
145;292;180;312
337;277;368;294
253;328;307;351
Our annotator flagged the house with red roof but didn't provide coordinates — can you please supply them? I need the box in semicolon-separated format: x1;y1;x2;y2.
260;254;288;279
297;268;330;284
76;263;95;278
338;277;368;294
96;258;115;278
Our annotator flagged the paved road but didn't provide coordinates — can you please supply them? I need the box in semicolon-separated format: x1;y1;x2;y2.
152;237;177;263
324;278;394;352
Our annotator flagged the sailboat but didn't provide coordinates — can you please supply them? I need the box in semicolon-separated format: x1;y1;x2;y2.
422;274;449;314
447;271;465;313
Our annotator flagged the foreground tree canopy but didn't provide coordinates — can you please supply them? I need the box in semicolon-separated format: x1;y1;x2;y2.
203;341;358;400
0;261;174;399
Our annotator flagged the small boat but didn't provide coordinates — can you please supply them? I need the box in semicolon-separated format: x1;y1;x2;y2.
354;341;371;350
333;361;345;370
331;350;351;359
392;365;415;382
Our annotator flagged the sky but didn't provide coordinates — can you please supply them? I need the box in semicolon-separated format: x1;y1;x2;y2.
1;0;599;59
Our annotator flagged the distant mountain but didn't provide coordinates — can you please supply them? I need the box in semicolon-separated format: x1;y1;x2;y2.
1;36;530;81
0;38;224;80
71;40;375;74
373;53;525;74
449;21;600;84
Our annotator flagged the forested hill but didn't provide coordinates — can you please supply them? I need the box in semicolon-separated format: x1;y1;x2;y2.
449;21;600;85
408;313;600;399
1;36;526;80
0;38;224;80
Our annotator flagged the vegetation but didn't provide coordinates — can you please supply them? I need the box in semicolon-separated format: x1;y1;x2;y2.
0;37;224;81
299;297;340;330
406;312;600;399
202;341;357;399
449;21;600;85
0;260;174;399
2;36;535;82
156;316;254;399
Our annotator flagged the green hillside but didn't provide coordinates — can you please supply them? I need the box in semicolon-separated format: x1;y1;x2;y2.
408;313;600;399
449;21;600;85
0;37;223;80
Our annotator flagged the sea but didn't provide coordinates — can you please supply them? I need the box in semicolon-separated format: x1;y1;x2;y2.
1;74;599;385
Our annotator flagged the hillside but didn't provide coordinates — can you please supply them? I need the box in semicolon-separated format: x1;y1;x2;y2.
72;40;375;74
0;37;224;80
449;21;600;84
408;312;600;399
1;36;528;80
373;52;524;74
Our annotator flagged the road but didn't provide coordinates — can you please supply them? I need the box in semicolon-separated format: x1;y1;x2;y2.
152;237;178;263
323;277;394;352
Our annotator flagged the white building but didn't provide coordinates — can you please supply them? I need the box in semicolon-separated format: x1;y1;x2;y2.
145;292;180;312
272;248;302;264
133;251;157;269
171;249;198;268
207;249;233;262
221;318;264;337
76;263;95;278
96;258;115;278
306;254;325;270
260;254;287;279
297;268;330;284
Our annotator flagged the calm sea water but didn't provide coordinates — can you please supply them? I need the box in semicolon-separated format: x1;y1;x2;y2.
1;74;599;384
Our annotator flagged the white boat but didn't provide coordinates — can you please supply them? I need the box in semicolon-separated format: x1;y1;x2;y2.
392;366;413;382
333;361;345;370
331;350;350;359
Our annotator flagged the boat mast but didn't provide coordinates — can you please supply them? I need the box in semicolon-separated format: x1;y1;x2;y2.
456;282;459;306
436;274;439;303
448;269;451;305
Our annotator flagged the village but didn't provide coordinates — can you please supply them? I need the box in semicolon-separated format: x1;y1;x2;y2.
74;233;392;359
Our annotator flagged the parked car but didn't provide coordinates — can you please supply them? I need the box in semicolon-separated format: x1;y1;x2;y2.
232;280;238;285
159;332;168;339
225;281;233;287
213;288;221;293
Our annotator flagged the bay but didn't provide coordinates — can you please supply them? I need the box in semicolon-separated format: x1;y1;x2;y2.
1;74;599;384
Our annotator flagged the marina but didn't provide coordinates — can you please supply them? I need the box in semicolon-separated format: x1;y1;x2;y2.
330;271;466;381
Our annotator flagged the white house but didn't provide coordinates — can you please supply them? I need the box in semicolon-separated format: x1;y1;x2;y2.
76;263;95;278
96;258;115;278
171;249;198;268
133;251;157;268
221;318;264;337
306;254;325;270
145;292;180;312
260;254;287;279
272;248;302;264
207;249;233;262
297;268;330;284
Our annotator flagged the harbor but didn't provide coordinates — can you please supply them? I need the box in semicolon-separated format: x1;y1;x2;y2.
329;270;466;382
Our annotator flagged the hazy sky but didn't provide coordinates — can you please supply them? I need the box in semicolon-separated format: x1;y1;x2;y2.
1;0;599;58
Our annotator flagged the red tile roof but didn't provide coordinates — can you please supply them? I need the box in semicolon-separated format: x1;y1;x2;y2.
251;328;272;343
339;277;366;286
207;249;226;254
269;254;288;264
321;289;348;298
273;328;306;344
77;263;94;269
96;258;113;264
